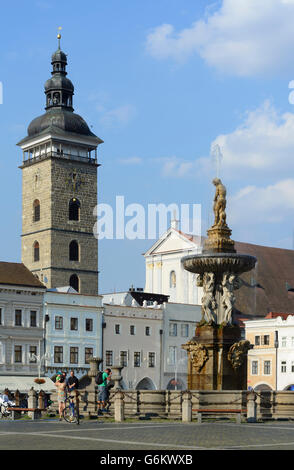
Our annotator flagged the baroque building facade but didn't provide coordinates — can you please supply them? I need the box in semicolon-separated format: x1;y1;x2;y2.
17;38;103;295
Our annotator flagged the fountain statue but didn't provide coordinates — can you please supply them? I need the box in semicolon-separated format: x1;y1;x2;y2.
182;178;256;390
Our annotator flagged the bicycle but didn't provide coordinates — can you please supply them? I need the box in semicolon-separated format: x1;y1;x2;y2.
62;393;80;425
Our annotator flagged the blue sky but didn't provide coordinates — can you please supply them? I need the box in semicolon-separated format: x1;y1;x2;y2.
1;0;294;293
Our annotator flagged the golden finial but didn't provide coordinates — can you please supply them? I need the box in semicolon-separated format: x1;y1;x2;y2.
57;27;62;48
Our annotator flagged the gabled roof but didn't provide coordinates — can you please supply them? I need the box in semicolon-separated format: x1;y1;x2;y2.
0;262;45;289
143;227;204;257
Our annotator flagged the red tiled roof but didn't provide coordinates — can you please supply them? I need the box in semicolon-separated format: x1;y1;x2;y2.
0;262;45;288
234;241;294;318
265;311;294;319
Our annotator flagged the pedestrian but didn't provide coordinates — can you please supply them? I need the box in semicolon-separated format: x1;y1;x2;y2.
66;370;79;394
97;368;112;414
55;372;66;421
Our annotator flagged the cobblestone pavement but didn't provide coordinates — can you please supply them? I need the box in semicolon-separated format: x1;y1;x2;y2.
1;419;294;450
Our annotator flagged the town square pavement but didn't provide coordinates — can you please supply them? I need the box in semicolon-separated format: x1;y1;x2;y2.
0;419;294;451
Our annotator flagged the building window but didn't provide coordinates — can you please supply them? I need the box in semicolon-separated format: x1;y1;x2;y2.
282;337;287;348
33;199;40;222
181;324;189;337
69;198;80;221
69;240;79;261
0;308;2;325
85;347;93;364
120;351;128;367
281;361;287;373
254;336;260;346
168;346;177;366
261;335;270;345
264;361;271;375
130;325;135;335
70;347;78;364
55;316;63;330
85;318;93;332
14;345;22;363
54;346;63;364
145;326;151;336
30;310;37;327
169;322;177;337
33;241;40;262
251;360;258;375
106;350;113;367
70;318;78;331
148;352;155;368
134;352;141;367
15;309;22;326
115;324;121;335
291;361;294;373
170;271;176;288
69;274;79;292
29;346;37;363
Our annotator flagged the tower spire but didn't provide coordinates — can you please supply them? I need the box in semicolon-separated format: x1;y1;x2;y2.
57;26;62;50
44;30;74;111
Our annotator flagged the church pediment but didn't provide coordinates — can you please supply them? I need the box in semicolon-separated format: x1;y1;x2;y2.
144;229;200;256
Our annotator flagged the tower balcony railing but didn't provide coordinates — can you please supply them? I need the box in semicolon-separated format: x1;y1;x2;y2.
22;150;98;166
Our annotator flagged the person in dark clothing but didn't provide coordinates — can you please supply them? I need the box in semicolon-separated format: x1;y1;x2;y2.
66;370;79;392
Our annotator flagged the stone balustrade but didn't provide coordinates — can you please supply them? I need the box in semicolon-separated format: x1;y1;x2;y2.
4;387;294;422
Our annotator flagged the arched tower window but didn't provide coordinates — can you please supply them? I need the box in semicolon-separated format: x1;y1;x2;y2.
69;198;80;221
69;240;79;261
70;274;79;292
33;241;40;262
33;200;40;222
170;271;176;288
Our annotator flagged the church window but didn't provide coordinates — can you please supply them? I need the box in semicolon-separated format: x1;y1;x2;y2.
69;274;79;292
33;241;40;262
69;198;80;221
33;200;40;222
69;240;79;261
170;271;176;288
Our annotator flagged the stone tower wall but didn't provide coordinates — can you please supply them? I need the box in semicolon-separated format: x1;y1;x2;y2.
21;155;98;294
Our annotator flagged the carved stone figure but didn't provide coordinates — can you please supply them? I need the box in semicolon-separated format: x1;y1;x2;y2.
201;272;217;323
227;340;251;369
212;178;227;227
221;273;237;324
182;341;209;372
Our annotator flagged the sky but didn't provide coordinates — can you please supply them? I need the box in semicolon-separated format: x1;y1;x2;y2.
1;0;294;293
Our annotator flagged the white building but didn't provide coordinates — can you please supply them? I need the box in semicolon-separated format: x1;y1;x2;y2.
103;300;163;390
143;220;203;304
0;262;56;392
44;287;103;380
245;313;294;391
102;291;201;390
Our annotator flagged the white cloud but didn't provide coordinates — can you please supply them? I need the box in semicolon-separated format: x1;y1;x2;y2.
99;104;137;127
229;179;294;227
119;157;143;165
146;0;294;76
211;101;294;179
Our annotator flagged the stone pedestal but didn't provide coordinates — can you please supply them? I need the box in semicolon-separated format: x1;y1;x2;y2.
183;324;249;390
86;357;102;417
111;365;124;390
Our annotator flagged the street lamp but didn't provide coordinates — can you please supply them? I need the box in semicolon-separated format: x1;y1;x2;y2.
30;351;50;382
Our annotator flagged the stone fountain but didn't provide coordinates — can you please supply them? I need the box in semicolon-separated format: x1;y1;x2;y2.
182;178;256;390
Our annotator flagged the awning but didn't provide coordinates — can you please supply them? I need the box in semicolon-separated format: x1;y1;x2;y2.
0;376;55;393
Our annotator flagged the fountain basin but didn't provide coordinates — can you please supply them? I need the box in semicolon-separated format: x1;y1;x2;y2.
182;253;257;276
